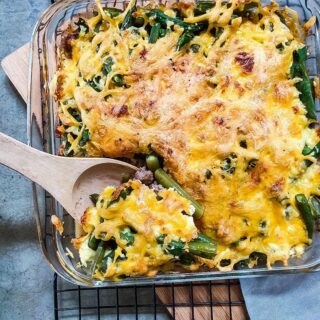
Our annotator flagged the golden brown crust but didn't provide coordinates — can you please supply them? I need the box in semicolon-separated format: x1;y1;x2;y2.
52;0;320;271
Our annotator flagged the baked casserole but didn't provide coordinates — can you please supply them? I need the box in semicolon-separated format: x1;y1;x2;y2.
50;0;320;280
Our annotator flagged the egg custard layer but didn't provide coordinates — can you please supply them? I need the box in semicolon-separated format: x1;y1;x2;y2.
52;0;320;273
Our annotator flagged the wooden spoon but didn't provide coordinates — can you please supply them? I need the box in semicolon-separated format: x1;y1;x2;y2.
0;133;137;222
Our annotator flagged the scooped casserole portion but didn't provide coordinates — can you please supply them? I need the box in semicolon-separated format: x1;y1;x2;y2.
72;180;217;280
51;0;320;279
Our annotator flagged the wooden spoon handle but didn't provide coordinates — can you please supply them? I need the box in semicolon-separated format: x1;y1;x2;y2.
0;132;53;180
0;132;72;198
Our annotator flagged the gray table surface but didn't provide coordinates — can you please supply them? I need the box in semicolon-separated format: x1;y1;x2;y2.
0;1;319;320
0;1;54;319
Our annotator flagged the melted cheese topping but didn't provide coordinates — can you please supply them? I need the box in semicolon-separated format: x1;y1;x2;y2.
53;0;320;275
74;180;198;280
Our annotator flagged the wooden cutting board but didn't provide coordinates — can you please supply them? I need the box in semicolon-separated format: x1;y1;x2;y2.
1;44;247;320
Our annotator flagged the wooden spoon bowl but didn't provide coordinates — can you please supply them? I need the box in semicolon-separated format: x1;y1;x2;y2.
0;132;137;222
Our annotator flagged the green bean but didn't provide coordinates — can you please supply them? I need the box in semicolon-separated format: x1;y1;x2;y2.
310;196;320;218
107;187;133;208
156;234;165;244
102;57;114;76
61;134;73;157
78;128;90;147
120;0;137;30
179;252;195;265
107;186;133;207
190;44;201;53
302;141;320;161
309;142;320;159
154;168;204;218
133;16;145;28
166;239;185;256
296;79;316;119
194;1;215;16
99;250;115;273
112;74;124;86
88;233;101;250
232;2;260;18
107;197;120;208
295;194;315;239
104;7;123;18
87;75;104;92
163;234;217;259
233;2;260;22
89;193;99;205
147;9;206;33
297;46;308;60
211;26;224;39
303;159;314;169
188;239;216;259
290;47;316;119
146;154;161;172
120;227;135;246
149;23;161;44
302;144;313;156
120;187;133;200
90;241;107;275
221;153;237;174
67;107;82;122
194;233;215;244
159;28;169;38
176;31;194;51
95;242;106;265
172;8;184;19
221;158;232;172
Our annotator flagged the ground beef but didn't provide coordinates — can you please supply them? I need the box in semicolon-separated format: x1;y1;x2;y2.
134;166;154;185
150;181;165;193
129;157;146;167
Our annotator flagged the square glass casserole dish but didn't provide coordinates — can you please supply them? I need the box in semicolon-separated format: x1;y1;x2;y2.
28;0;320;286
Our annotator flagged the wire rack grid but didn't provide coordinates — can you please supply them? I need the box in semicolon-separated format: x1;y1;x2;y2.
54;273;249;319
47;0;318;319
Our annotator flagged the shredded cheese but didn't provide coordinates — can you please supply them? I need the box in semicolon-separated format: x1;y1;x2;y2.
52;0;320;276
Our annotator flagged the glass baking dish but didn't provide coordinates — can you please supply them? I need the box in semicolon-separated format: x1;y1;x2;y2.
27;0;320;287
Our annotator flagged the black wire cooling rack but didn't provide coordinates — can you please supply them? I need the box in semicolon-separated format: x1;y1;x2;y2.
54;274;249;319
